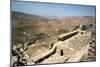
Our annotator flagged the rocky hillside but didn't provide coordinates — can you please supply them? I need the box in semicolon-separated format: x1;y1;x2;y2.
12;11;96;45
11;11;96;66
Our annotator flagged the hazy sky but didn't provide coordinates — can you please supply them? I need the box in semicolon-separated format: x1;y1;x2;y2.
11;1;96;17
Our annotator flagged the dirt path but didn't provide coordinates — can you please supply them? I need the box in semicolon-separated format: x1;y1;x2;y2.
66;44;89;62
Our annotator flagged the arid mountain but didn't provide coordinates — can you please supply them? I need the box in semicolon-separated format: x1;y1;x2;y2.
59;16;96;25
12;11;96;45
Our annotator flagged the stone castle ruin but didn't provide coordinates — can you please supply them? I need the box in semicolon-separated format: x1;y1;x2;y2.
11;29;93;66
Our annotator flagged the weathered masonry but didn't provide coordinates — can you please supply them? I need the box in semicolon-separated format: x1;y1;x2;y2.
58;31;79;41
34;47;57;64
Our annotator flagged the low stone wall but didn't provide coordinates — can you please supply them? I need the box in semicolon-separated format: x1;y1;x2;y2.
34;47;57;64
58;31;79;41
